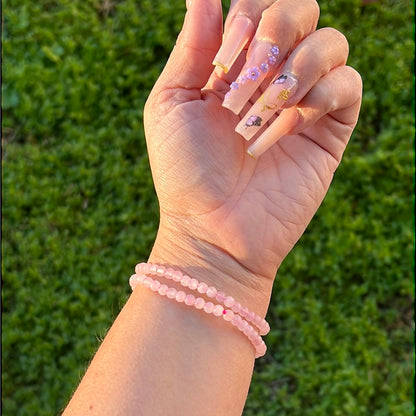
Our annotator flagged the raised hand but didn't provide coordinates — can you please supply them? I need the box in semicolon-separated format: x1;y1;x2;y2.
145;0;362;313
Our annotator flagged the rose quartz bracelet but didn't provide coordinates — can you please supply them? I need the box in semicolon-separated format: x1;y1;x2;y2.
135;262;270;336
129;273;267;358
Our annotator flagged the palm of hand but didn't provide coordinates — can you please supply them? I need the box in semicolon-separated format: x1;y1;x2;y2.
145;91;340;277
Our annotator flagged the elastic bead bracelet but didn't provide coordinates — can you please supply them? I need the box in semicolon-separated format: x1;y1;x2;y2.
134;262;270;336
129;273;267;358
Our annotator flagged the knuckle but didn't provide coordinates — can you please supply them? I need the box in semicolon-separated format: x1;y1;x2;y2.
295;0;320;22
345;66;363;93
323;27;349;49
319;27;350;61
309;0;321;20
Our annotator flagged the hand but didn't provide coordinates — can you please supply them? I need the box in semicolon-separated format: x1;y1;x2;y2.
144;0;362;314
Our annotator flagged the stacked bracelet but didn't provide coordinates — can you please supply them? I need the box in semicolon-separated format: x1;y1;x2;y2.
129;262;269;358
135;263;270;335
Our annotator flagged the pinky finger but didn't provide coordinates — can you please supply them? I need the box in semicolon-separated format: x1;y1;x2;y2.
247;66;362;159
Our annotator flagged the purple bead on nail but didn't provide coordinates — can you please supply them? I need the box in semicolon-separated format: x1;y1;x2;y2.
270;45;280;56
238;75;247;84
230;82;239;90
247;67;260;81
260;62;269;73
268;55;277;66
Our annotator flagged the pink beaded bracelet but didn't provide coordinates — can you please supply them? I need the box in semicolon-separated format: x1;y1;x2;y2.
129;273;267;358
134;262;270;336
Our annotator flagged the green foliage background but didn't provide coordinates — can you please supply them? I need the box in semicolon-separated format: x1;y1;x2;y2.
2;0;414;414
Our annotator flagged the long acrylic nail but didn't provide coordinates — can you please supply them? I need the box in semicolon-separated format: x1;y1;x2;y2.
236;72;298;141
213;14;255;74
222;41;280;115
247;107;300;159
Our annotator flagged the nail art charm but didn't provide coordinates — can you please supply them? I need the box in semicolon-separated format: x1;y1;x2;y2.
235;72;298;141
222;43;280;115
244;115;263;129
273;74;291;101
274;74;287;84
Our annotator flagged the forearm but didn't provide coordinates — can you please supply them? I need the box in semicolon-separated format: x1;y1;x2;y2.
63;232;274;416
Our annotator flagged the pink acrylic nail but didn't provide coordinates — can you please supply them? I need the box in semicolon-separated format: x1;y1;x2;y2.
247;107;300;159
235;72;298;141
222;41;280;115
213;14;255;74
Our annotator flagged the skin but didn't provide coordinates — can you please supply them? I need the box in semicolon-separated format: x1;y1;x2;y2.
63;0;362;414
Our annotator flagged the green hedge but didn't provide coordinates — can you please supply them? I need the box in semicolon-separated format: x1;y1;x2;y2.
2;0;414;414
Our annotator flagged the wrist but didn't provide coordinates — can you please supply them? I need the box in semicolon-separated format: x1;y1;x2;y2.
148;218;274;319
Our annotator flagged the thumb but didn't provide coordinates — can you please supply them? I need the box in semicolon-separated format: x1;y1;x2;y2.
153;0;223;97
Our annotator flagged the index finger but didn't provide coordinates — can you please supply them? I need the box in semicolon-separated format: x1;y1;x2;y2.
213;0;275;73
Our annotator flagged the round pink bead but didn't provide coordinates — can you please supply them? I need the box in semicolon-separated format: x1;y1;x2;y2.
129;274;138;289
156;266;166;276
251;332;261;344
256;316;269;330
158;284;168;296
167;288;177;299
180;275;190;287
256;343;267;357
216;291;226;302
203;302;215;314
165;267;175;280
262;322;270;335
222;309;234;322
165;268;174;279
224;296;235;308
243;325;253;337
206;287;217;298
134;264;142;274
184;294;196;306
194;297;205;309
172;270;183;282
253;336;263;346
136;274;145;285
247;330;257;342
231;314;242;326
213;305;224;316
149;264;158;274
175;291;186;302
188;278;199;290
197;282;208;294
143;276;152;288
238;319;249;331
150;280;161;291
